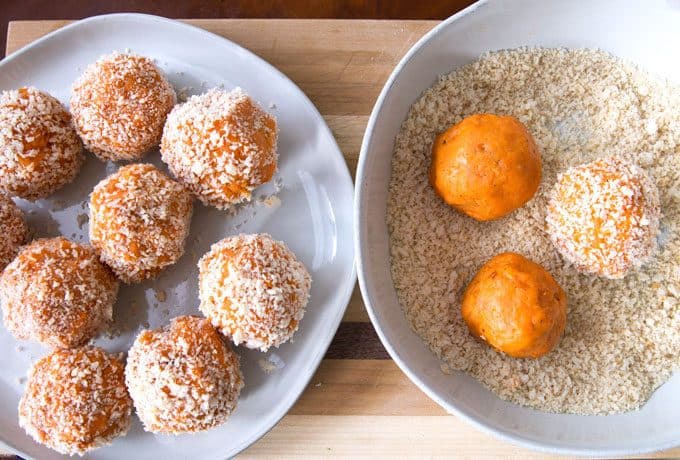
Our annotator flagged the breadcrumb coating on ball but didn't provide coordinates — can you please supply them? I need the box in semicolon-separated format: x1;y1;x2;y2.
71;52;176;161
0;237;119;349
0;87;83;199
198;233;311;351
89;163;193;284
0;237;118;348
125;316;243;434
19;346;132;456
160;88;277;209
0;193;28;270
546;156;660;279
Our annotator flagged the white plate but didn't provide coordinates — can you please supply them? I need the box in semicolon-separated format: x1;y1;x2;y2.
0;13;355;460
355;0;680;456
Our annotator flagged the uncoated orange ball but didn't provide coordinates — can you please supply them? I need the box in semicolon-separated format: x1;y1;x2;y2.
461;252;566;359
430;114;541;221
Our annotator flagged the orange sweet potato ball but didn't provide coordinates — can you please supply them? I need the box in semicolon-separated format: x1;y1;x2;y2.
430;114;541;221
461;252;566;359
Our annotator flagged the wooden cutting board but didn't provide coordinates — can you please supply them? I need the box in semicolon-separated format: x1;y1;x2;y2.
4;19;679;459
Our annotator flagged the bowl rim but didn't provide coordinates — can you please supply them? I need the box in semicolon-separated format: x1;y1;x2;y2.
353;0;680;456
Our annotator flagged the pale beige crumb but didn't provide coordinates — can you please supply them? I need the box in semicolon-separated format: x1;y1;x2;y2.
262;195;281;208
76;212;88;229
258;354;285;374
388;48;680;415
154;289;167;303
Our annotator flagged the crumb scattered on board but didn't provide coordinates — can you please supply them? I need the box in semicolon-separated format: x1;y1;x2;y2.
387;48;680;415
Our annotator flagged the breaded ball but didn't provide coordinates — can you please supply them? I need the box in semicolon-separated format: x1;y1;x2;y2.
89;163;193;283
0;87;83;199
71;52;176;161
19;346;132;456
0;237;118;349
430;113;542;221
161;88;278;209
462;252;567;359
546;156;660;279
125;316;243;434
199;233;311;351
0;194;28;270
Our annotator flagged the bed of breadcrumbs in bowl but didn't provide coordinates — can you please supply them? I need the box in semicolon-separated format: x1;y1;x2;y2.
387;48;680;415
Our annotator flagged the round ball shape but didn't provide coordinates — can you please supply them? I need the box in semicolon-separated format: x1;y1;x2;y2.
161;88;277;209
89;163;193;284
70;52;176;161
125;316;243;434
198;233;311;351
0;87;83;199
18;346;132;456
0;237;118;348
0;194;28;270
546;156;660;279
430;113;541;221
461;252;567;359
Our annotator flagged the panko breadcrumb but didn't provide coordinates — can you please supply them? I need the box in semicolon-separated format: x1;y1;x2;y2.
198;233;311;351
19;346;132;456
547;156;660;279
0;194;28;270
0;87;83;199
0;237;119;348
125;316;243;434
160;88;278;209
387;48;680;415
70;52;176;161
89;163;193;283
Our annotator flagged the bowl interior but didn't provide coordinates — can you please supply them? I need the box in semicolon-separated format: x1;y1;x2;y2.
356;0;680;455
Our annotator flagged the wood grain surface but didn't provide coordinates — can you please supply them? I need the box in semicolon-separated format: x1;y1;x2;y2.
0;0;478;59
3;19;680;459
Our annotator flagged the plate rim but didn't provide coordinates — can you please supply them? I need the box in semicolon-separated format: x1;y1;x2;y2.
353;0;680;456
0;12;357;460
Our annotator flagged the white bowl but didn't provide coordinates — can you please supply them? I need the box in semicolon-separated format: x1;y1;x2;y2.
355;0;680;456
